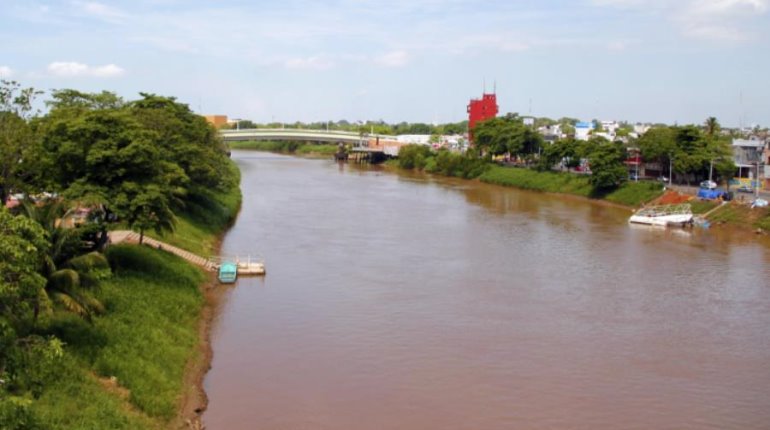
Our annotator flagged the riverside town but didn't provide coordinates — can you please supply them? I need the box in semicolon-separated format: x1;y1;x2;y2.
2;2;769;429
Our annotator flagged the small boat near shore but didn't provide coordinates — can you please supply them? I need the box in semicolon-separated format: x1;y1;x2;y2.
218;261;238;283
212;255;265;283
629;203;693;227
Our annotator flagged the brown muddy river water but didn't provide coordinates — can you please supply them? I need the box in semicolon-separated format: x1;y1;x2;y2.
203;151;770;430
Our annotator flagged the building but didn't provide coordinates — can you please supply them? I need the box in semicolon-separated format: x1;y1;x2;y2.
764;141;770;188
203;115;229;128
538;124;563;143
575;121;595;141
467;92;498;142
732;138;766;189
600;120;619;136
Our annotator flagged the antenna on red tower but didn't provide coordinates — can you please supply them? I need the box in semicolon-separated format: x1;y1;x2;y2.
493;80;496;95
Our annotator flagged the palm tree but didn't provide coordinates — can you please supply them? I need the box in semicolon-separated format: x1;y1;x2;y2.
45;252;108;321
705;117;720;137
18;198;108;322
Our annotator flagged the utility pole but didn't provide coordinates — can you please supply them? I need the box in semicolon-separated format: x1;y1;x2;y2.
669;156;673;187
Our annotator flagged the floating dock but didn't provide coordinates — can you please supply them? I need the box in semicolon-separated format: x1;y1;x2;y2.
210;255;266;278
108;231;266;281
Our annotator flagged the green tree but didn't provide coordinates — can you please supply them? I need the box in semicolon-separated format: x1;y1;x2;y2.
0;81;43;206
45;89;124;111
129;93;234;192
539;137;580;171
473;117;521;157
638;126;676;178
38;106;187;243
397;144;433;170
114;183;178;244
586;138;627;190
0;207;50;384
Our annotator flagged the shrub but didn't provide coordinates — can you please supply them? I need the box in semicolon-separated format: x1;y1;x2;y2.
397;144;433;170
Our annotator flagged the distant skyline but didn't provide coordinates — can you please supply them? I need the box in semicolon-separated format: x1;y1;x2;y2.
1;0;769;127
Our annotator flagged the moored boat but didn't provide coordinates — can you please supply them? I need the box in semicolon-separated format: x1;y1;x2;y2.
218;261;238;283
629;203;693;227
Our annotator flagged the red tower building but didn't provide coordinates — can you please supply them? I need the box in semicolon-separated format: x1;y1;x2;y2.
467;92;498;142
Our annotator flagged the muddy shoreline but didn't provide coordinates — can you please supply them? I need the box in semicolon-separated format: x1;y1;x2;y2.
171;272;224;429
173;212;240;429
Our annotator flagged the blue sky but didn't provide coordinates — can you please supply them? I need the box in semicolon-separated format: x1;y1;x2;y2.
1;0;768;126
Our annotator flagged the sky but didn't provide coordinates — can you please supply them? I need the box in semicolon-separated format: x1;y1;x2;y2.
1;0;768;127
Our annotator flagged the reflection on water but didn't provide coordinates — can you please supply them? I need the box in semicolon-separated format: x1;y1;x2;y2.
203;151;770;430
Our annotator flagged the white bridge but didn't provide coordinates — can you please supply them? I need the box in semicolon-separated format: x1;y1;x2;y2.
221;128;369;145
219;128;403;156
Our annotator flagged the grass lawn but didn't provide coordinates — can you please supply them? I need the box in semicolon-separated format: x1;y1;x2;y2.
33;245;205;428
708;202;770;228
479;165;664;207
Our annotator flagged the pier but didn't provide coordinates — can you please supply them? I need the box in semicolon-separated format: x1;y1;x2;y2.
108;230;265;276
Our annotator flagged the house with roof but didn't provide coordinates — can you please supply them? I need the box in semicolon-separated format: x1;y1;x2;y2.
575;122;594;141
732;138;766;190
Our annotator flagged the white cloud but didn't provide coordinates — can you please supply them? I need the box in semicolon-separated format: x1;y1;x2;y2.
590;0;649;7
284;56;335;70
74;1;127;21
688;0;768;15
591;0;769;41
0;66;13;78
678;0;768;40
374;50;409;67
47;62;125;78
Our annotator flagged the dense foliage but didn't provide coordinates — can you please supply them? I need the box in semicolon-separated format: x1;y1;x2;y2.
0;80;236;428
397;145;489;179
637;123;736;186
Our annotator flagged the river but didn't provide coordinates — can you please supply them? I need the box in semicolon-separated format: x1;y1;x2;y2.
203;151;770;430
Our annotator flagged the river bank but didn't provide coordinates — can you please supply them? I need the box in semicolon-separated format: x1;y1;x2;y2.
388;158;770;232
227;140;339;158
23;163;242;430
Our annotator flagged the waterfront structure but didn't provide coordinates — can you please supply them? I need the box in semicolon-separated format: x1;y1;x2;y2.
467;92;498;142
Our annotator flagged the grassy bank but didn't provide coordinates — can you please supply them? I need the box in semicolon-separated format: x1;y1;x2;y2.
25;161;243;429
227;140;338;157
31;246;205;429
149;161;242;256
706;202;770;229
478;165;665;207
393;146;664;207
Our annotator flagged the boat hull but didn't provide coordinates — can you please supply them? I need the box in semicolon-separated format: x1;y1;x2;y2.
628;214;693;227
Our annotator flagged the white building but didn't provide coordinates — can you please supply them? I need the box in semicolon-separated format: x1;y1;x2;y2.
575;122;594;141
633;123;651;135
600;120;619;135
396;134;431;145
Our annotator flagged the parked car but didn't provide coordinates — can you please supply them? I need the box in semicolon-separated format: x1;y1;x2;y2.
737;185;754;193
699;180;717;190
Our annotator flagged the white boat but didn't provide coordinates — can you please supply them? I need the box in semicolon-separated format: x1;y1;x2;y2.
628;203;693;227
